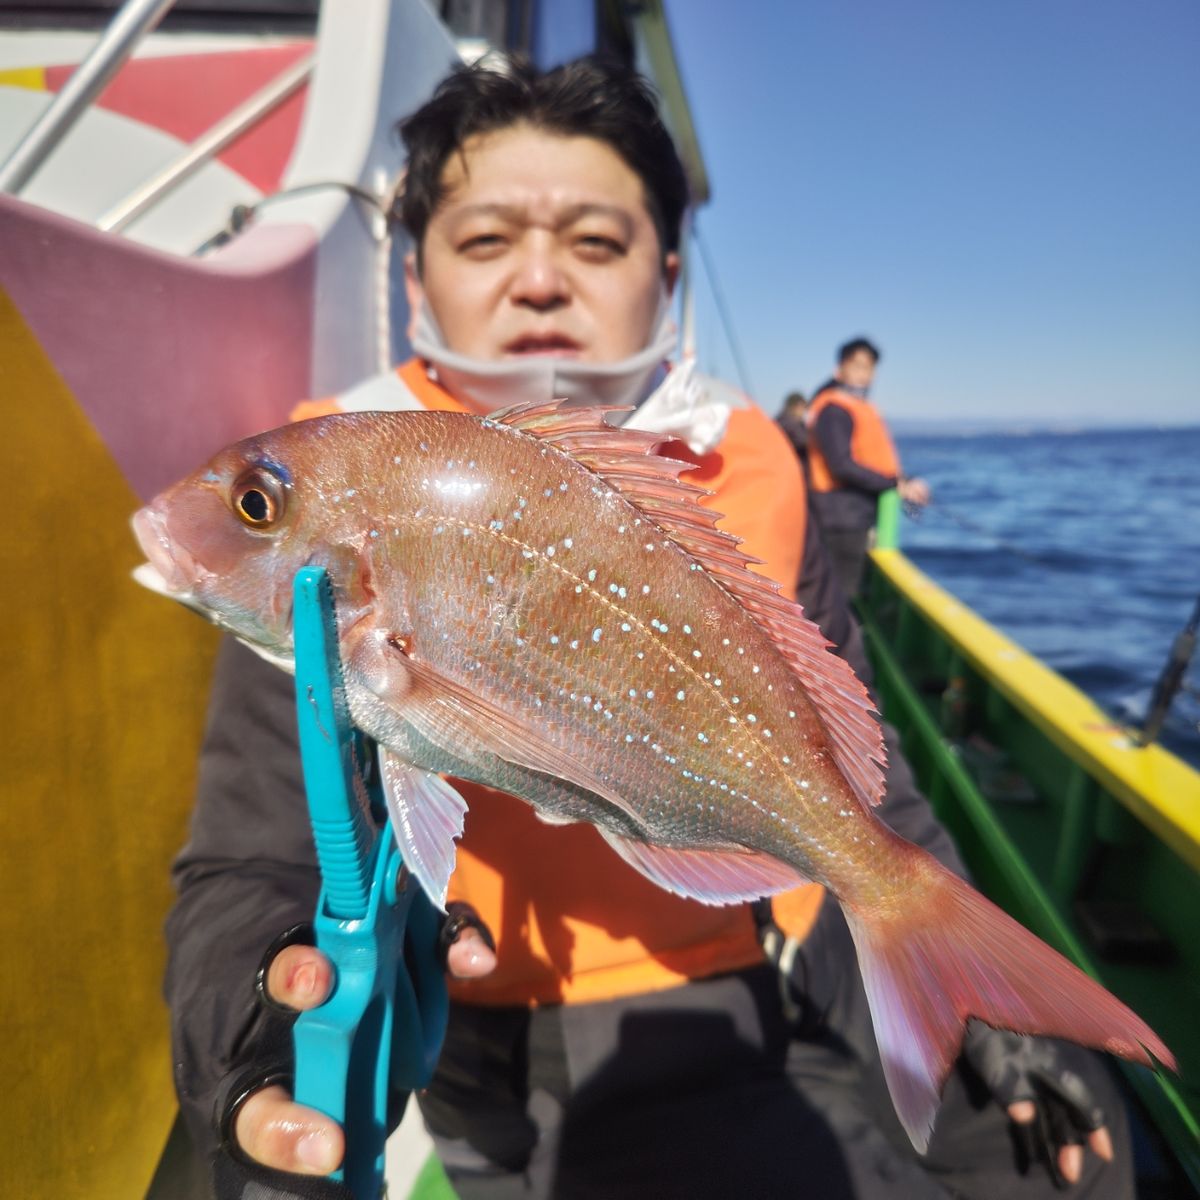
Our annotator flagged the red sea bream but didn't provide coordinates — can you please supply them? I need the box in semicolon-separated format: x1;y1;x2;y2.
132;400;1174;1148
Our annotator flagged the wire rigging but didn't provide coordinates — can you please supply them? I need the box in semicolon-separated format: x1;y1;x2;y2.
691;219;757;401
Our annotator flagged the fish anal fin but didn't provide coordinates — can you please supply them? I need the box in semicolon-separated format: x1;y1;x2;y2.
599;829;808;906
378;749;467;911
484;399;886;809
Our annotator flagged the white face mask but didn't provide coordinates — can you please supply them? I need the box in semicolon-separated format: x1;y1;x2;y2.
410;300;732;453
410;299;677;412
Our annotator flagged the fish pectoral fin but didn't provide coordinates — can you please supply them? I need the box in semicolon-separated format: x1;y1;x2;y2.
598;829;809;906
378;748;468;911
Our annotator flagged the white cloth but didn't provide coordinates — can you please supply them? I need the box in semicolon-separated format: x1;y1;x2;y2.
407;303;734;454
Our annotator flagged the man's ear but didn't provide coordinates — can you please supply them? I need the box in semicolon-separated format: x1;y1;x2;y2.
404;251;425;342
663;251;681;298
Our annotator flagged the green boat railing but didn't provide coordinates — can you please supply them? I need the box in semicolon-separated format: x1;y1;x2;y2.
859;489;1200;1193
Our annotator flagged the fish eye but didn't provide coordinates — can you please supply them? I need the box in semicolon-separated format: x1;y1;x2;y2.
231;467;287;529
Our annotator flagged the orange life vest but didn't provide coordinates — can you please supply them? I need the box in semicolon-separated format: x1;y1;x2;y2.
805;388;900;493
293;360;825;1005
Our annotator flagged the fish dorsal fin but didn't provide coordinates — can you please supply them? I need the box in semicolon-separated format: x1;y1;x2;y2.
487;399;887;809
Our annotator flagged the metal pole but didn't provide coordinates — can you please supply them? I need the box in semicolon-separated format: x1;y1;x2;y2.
97;52;314;234
679;211;696;361
0;0;176;195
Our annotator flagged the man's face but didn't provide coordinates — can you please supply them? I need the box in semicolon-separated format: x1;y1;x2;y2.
836;349;877;391
406;123;678;364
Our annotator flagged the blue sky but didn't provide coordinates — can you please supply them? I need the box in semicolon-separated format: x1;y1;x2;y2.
664;1;1199;426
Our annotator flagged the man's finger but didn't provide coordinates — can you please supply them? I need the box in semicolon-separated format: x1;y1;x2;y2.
1058;1142;1084;1185
235;1085;344;1175
265;944;335;1011
446;925;497;979
1007;1100;1037;1124
1087;1125;1114;1162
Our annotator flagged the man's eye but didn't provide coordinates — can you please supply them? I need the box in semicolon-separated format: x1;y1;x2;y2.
460;234;506;255
575;236;625;260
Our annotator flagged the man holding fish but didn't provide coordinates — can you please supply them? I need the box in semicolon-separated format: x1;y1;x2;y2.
148;56;1156;1200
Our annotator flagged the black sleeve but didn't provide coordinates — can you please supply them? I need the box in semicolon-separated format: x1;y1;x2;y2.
164;636;320;1158
776;414;808;460
812;404;898;494
795;517;966;876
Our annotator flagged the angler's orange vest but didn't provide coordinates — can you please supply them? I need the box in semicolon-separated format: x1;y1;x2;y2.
294;360;825;1005
805;388;900;493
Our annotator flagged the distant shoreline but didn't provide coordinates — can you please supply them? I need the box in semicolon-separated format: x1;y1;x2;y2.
892;421;1200;439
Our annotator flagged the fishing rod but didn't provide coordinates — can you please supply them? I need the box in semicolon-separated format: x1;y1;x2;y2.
907;498;1054;566
1137;592;1200;748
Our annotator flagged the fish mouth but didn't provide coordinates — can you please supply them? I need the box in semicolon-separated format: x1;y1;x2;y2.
131;506;204;600
131;505;296;672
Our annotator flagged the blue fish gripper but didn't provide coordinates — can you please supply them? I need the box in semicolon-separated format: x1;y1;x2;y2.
290;566;448;1200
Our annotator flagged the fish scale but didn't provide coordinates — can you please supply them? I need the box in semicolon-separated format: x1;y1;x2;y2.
361;414;856;868
133;398;1175;1155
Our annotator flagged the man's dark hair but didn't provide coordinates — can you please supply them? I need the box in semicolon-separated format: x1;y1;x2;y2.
837;337;882;365
396;56;689;264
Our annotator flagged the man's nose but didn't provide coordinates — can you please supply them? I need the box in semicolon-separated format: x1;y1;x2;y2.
509;240;569;310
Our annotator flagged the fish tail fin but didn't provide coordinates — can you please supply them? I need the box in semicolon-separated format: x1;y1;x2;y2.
843;852;1175;1152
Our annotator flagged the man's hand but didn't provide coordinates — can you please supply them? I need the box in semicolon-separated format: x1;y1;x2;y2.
234;912;496;1175
963;1024;1115;1187
897;475;931;507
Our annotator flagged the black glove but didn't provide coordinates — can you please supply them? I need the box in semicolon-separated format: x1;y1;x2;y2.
210;905;488;1197
962;1023;1110;1188
213;1150;357;1200
438;900;497;969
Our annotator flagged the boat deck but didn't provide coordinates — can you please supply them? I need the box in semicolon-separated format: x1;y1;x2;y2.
859;542;1200;1194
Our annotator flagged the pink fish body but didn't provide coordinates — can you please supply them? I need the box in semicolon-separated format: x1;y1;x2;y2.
133;401;1173;1149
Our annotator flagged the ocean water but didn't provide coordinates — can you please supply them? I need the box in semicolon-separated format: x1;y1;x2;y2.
893;425;1200;770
